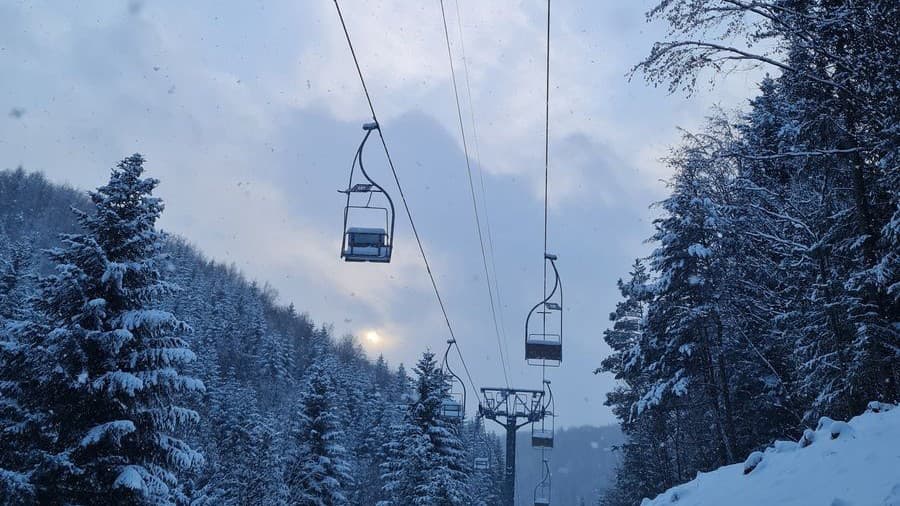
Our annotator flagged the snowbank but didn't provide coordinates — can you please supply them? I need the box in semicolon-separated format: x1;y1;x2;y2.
642;402;900;506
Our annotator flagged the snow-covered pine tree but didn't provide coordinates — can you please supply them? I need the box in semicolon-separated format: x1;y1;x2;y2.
597;260;681;506
0;238;35;323
634;0;900;423
199;369;282;506
639;132;741;465
255;328;294;407
285;357;353;506
597;258;649;425
29;154;204;504
0;238;41;504
350;385;401;505
464;417;501;506
380;351;469;506
598;2;900;501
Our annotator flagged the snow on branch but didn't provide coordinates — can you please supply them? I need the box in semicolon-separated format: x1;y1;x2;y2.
80;420;136;448
91;371;144;396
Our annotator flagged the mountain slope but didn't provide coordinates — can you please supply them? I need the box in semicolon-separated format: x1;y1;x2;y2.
642;403;900;506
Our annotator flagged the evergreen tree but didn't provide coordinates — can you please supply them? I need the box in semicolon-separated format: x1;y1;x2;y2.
285;358;353;506
0;166;455;506
0;239;40;504
600;2;900;502
27;154;204;504
380;351;469;506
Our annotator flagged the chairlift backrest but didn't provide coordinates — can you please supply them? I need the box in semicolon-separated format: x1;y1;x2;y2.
347;227;386;247
442;398;464;419
532;429;554;448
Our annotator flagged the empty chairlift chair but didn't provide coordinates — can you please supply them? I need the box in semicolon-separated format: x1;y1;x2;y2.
441;396;464;421
533;459;552;506
344;226;390;262
532;426;554;449
339;121;395;263
473;421;493;471
531;380;555;449
440;339;467;422
525;253;563;366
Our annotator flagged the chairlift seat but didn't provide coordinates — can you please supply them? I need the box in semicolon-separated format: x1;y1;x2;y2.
534;498;550;506
526;334;562;362
441;399;464;419
532;429;554;448
544;302;562;311
474;457;490;470
343;227;391;262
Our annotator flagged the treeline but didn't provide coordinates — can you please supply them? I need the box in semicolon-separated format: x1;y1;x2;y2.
0;163;503;504
599;1;899;505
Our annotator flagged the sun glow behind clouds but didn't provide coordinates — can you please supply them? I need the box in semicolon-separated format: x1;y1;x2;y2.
365;330;382;345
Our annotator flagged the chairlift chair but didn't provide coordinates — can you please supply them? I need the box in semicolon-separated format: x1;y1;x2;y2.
339;121;395;263
525;253;563;366
533;459;552;506
472;416;493;471
441;339;467;422
532;428;554;449
441;397;464;421
531;380;555;449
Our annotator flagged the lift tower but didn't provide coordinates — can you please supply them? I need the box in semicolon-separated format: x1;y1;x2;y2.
480;387;548;506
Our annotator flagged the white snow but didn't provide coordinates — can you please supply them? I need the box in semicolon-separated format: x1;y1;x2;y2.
112;465;146;491
642;403;900;506
92;371;144;396
80;420;136;447
687;243;712;258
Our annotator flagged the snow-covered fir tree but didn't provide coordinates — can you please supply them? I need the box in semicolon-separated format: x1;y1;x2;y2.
0;238;41;503
380;351;469;506
285;357;353;506
25;154;204;504
600;1;900;503
1;167;504;505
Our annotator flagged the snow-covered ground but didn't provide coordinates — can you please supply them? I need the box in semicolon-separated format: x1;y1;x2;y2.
643;402;900;506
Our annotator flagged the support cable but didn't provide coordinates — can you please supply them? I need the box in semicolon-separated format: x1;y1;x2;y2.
333;0;481;404
439;0;511;389
540;0;553;497
451;0;514;385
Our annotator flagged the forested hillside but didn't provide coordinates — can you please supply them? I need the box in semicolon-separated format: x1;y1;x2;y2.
0;164;504;504
599;2;900;505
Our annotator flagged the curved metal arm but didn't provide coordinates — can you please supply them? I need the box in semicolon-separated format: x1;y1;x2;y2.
542;380;554;414
355;126;396;249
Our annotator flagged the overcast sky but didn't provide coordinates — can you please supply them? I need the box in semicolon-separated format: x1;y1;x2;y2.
1;0;760;427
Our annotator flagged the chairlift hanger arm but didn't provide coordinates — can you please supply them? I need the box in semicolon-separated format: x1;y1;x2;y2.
542;380;554;412
525;255;561;335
